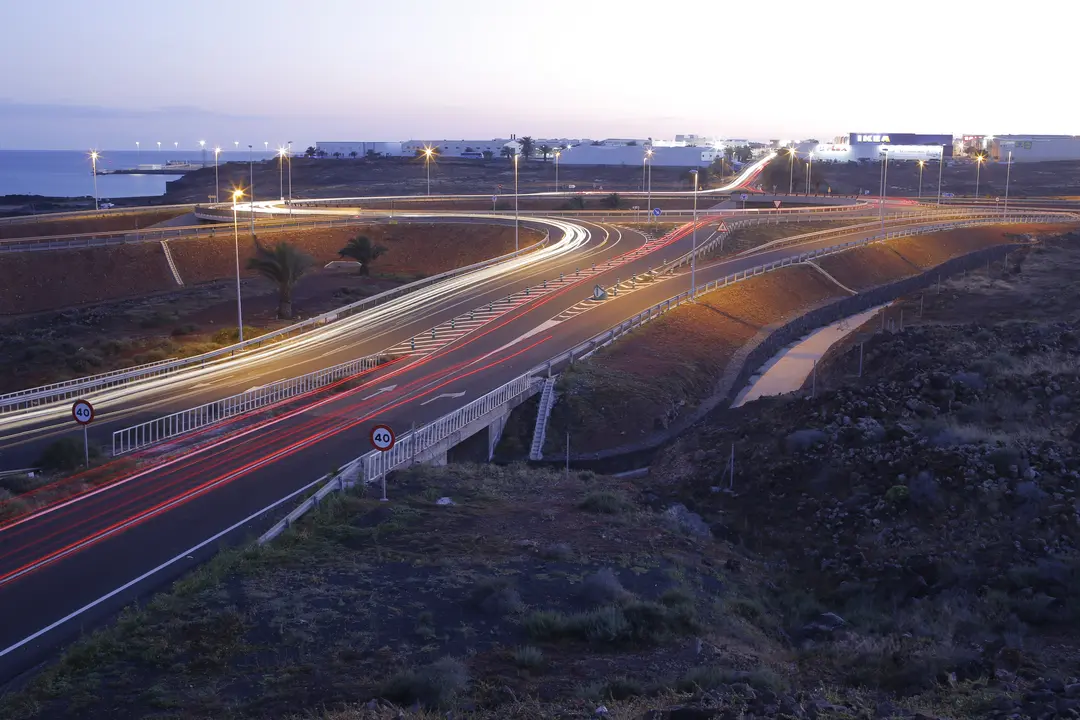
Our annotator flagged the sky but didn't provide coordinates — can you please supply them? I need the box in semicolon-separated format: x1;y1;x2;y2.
3;0;1079;150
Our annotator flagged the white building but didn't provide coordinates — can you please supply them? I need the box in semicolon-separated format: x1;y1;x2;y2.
315;141;401;157
558;144;717;168
401;139;514;158
990;135;1080;162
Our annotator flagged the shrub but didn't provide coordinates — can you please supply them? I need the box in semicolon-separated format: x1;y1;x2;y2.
36;437;101;472
580;568;630;605
525;600;699;647
579;491;629;514
583;677;646;701
885;485;910;504
381;657;469;708
171;323;199;337
471;578;523;616
677;666;787;693
0;473;47;495
523;610;569;640
512;645;544;669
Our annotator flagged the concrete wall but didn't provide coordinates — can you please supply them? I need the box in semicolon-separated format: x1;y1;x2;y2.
991;136;1080;163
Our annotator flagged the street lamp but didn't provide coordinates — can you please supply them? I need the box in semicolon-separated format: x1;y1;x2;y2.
213;147;221;202
234;141;239;150
787;146;796;194
805;152;814;195
1003;150;1013;218
936;146;945;206
513;150;520;252
248;145;255;234
231;189;246;343
917;160;925;202
422;145;435;196
89;150;99;210
690;169;699;299
199;139;206;168
277;146;287;201
974;154;985;200
879;148;890;231
174;141;178;151
555;149;561;193
264;141;269;153
135;140;140;163
156;141;161;153
646;148;654;222
286;141;293;216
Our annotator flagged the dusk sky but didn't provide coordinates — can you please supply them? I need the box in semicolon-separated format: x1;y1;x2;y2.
3;0;1077;150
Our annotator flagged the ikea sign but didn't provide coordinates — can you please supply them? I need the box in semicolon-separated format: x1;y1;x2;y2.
856;134;891;143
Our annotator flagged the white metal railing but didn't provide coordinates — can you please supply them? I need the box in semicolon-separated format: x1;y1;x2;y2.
1;230;550;416
529;376;557;460
111;352;389;455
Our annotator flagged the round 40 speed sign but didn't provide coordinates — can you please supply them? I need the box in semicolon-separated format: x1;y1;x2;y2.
71;399;95;425
370;424;396;452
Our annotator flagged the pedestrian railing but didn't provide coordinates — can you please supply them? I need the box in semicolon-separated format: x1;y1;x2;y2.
111;352;390;455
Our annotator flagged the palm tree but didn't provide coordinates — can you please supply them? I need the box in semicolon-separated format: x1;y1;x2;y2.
501;146;517;162
338;234;387;275
246;241;313;319
538;144;552;162
349;150;358;159
304;146;317;157
518;136;535;160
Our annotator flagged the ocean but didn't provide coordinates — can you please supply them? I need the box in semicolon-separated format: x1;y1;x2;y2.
0;149;277;199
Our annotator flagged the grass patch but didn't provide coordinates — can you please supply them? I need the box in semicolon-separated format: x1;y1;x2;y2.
380;657;469;709
523;598;699;647
512;645;544;669
579;491;631;515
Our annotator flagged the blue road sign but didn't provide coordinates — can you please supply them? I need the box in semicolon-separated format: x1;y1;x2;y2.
652;208;662;216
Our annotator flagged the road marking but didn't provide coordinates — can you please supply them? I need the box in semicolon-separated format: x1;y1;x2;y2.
420;391;466;406
361;385;397;400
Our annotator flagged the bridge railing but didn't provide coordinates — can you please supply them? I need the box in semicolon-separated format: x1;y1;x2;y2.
111;352;390;455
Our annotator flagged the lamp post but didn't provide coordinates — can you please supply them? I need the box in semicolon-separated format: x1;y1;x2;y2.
917;160;925;201
174;142;178;152
879;148;889;231
248;145;255;234
277;146;285;201
555;149;561;193
135;141;140;163
690;169;699;299
422;146;434;196
974;154;985;200
286;141;293;216
199;139;206;168
787;147;796;194
89;150;99;210
936;146;945;206
264;141;269;153
805;152;814;194
231;189;246;343
234;141;239;151
514;151;520;252
1003;150;1012;218
646;148;654;222
156;141;161;153
214;147;221;202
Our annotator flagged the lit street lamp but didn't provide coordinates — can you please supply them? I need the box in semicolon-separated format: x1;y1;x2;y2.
234;141;239;151
787;146;796;194
248;145;255;234
199;139;206;168
879;148;890;231
286;141;293;216
555;149;561;193
936;146;945;206
974;154;985;200
277;146;286;201
422;146;434;196
135;140;140;163
264;141;269;153
646;148;654;222
89;150;100;210
805;152;814;194
917;160;925;201
231;189;246;343
1003;150;1013;218
173;141;178;151
214;147;221;202
156;141;161;153
513;150;520;252
690;169;699;299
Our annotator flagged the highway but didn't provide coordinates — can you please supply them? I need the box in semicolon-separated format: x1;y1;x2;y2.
0;205;1024;679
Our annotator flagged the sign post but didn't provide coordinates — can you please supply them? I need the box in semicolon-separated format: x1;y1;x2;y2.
492;195;497;212
71;399;95;468
370;424;396;501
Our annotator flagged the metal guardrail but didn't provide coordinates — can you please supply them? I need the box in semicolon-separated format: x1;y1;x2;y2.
112;352;389;455
0;357;182;414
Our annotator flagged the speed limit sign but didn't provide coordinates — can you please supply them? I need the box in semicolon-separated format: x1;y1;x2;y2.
370;424;396;452
71;399;95;425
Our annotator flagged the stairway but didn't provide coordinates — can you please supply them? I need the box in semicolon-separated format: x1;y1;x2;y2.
161;240;184;286
528;376;557;461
